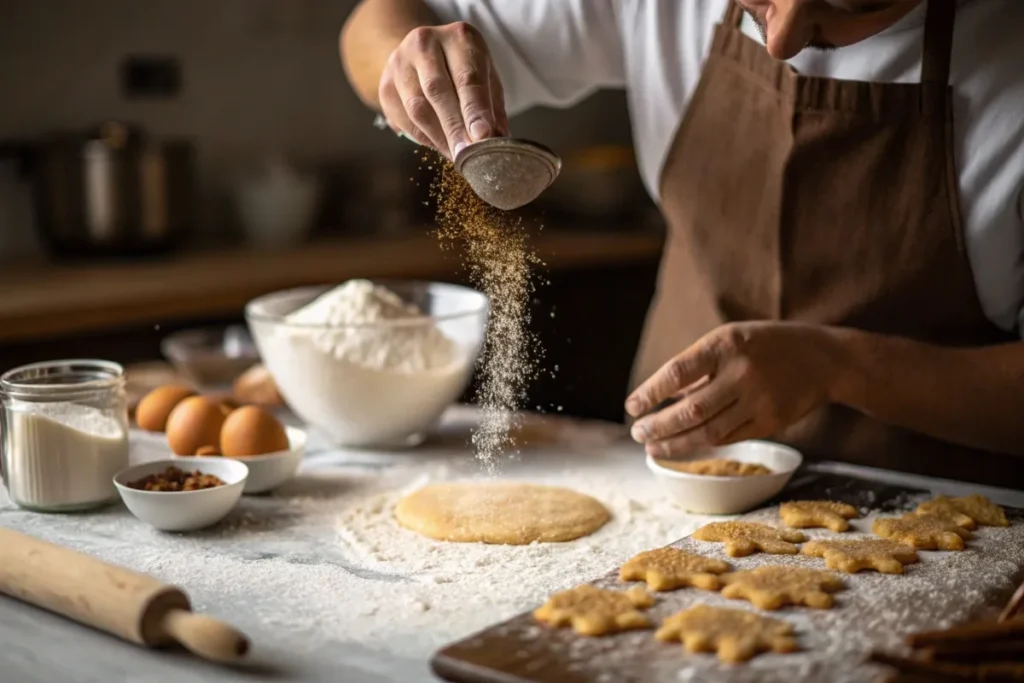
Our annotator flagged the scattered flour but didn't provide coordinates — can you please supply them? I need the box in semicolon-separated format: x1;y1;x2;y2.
4;414;1023;683
0;446;705;661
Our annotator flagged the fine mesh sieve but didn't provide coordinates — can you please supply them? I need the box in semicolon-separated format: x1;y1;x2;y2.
372;116;561;211
453;138;562;211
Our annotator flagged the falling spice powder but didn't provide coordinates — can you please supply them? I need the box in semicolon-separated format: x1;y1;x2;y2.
428;157;545;471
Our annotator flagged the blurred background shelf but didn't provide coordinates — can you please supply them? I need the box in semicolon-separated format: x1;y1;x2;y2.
0;227;663;343
0;1;661;422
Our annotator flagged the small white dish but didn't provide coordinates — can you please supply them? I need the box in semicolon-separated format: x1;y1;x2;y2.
113;457;248;531
646;440;803;515
228;426;306;494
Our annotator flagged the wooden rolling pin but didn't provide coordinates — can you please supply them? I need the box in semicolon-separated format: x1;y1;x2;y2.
0;528;249;663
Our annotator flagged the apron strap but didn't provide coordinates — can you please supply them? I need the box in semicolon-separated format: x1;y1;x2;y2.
921;0;956;85
724;1;745;28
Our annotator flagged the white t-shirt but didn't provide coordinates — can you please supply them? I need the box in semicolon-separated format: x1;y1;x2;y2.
423;0;1024;335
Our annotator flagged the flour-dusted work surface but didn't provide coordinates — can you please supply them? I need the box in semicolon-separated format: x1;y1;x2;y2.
431;473;1024;683
0;407;716;683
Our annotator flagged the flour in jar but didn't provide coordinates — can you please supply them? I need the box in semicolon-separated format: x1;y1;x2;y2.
3;402;128;510
260;280;474;446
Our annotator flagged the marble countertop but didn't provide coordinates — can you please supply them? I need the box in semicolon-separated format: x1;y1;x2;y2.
0;407;670;683
4;407;1022;683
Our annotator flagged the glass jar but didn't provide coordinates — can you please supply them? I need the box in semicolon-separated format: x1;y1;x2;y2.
1;359;129;512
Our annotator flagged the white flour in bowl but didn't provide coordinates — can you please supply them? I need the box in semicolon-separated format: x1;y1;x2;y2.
284;279;458;372
256;280;475;446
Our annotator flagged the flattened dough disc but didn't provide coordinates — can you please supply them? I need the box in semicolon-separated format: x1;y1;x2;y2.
394;481;610;544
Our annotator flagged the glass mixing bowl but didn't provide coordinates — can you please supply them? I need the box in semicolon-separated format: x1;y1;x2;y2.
245;281;487;448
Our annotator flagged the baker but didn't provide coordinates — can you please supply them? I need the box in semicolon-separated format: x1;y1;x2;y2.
340;0;1024;488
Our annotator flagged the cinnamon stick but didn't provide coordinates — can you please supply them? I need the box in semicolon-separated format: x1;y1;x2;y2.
907;620;1024;648
1001;585;1024;622
871;651;1024;682
926;641;1024;664
869;651;976;679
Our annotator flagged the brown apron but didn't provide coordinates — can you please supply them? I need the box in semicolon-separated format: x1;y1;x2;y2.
633;0;1023;488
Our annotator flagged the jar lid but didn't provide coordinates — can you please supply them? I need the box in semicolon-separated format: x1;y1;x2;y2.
1;359;124;402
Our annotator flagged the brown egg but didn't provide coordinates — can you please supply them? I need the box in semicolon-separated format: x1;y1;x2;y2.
166;396;229;456
135;384;195;432
195;445;221;456
220;405;289;457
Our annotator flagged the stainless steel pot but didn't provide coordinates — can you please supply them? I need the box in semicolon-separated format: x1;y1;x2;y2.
1;122;196;257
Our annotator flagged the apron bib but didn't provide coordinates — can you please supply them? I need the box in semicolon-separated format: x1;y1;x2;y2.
633;0;1021;487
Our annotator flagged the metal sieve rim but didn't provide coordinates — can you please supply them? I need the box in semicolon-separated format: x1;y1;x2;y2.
453;137;562;181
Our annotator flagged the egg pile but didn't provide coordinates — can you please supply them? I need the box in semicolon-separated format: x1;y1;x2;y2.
135;385;290;457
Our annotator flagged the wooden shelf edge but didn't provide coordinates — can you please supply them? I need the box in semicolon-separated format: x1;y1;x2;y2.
0;230;664;343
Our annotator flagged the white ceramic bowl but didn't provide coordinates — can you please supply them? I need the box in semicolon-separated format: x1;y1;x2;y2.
245;281;486;448
113;457;248;531
646;440;803;515
229;426;306;494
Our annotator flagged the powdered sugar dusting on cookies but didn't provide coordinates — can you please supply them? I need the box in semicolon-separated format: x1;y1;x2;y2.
538;498;1024;683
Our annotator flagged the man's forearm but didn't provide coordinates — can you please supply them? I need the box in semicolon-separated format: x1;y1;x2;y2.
340;0;440;109
826;326;1024;455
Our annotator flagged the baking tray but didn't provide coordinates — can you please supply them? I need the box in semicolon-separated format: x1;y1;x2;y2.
430;462;1024;683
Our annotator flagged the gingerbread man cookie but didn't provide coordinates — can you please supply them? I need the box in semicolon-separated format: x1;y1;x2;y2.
655;604;799;663
619;548;730;592
801;538;919;574
915;494;1009;529
780;500;860;532
872;514;971;551
719;565;845;610
693;521;807;557
534;584;654;636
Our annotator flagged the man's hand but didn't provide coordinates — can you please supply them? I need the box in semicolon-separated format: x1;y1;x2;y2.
625;322;845;458
379;22;509;159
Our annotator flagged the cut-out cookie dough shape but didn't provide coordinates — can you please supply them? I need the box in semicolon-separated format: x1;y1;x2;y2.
801;538;919;574
534;584;654;636
872;514;971;551
619;548;730;592
719;565;845;610
780;500;860;532
655;604;799;663
693;521;807;557
914;494;1009;529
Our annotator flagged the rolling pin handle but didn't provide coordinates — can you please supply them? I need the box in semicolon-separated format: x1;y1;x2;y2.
161;609;250;663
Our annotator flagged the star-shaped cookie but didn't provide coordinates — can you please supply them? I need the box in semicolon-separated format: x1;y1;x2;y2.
780;500;860;532
619;548;730;592
655;604;799;663
718;565;845;610
534;584;654;636
692;521;807;557
872;514;971;551
915;494;1008;529
801;538;919;574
